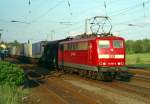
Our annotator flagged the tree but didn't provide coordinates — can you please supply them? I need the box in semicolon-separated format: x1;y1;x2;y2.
9;40;20;46
126;40;134;54
125;39;150;54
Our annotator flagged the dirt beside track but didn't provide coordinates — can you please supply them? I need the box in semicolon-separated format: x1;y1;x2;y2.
5;58;150;104
129;68;150;76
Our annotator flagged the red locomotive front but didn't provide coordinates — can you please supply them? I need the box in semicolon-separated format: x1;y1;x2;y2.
97;37;125;67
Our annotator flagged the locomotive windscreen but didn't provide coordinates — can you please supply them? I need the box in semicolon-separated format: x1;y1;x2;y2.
99;40;110;48
113;40;123;48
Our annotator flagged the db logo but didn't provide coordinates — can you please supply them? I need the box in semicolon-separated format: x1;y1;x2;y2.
71;52;76;56
109;55;115;58
110;48;114;52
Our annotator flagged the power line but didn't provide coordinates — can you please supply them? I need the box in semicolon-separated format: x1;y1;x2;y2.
61;0;119;21
30;0;65;23
63;0;150;31
60;0;143;30
28;0;150;37
36;0;49;8
110;0;150;17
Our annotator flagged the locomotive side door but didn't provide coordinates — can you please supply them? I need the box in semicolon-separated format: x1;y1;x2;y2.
88;42;92;65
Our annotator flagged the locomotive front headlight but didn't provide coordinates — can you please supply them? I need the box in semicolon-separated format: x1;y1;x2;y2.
103;62;106;65
118;62;121;65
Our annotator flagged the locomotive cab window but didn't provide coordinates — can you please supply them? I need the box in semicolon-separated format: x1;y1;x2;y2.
113;40;123;48
99;40;110;48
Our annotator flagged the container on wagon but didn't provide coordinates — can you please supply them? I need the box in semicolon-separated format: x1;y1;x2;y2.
32;41;45;58
24;43;32;57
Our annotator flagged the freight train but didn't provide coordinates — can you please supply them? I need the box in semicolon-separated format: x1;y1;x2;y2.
8;16;132;81
9;34;132;81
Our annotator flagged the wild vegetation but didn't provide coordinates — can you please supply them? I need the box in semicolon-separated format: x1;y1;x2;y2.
126;39;150;54
0;61;26;104
0;61;25;85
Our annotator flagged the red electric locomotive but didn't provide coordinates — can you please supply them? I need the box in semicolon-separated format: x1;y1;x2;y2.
57;16;132;81
58;35;131;81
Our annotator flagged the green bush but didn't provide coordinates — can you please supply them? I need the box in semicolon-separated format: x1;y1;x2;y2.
0;61;27;104
0;61;25;86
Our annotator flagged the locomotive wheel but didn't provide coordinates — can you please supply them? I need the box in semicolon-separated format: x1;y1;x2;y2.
91;71;97;80
96;72;103;81
112;72;117;79
79;70;85;77
86;71;91;78
116;71;132;82
102;72;113;82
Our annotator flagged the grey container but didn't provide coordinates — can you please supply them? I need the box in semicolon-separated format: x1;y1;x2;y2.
32;41;45;58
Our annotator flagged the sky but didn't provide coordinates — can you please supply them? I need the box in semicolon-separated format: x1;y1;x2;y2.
0;0;150;43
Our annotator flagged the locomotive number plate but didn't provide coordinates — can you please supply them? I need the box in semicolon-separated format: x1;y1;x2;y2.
109;55;115;58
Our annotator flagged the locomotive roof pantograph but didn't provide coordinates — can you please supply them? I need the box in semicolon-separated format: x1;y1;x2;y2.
84;16;113;37
70;16;114;41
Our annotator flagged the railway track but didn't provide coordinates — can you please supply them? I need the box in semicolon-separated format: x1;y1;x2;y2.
129;68;150;76
79;73;150;96
25;67;150;97
133;75;150;83
112;81;150;98
25;70;98;104
62;73;150;104
21;63;150;104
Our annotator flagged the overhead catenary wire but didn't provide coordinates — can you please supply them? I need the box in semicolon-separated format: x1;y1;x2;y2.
1;0;150;42
28;0;149;26
11;0;150;38
53;0;130;28
35;0;49;9
63;0;150;31
30;0;65;23
60;0;148;32
60;0;119;21
110;0;150;17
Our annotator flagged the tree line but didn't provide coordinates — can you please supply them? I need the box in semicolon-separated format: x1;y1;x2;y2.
125;39;150;54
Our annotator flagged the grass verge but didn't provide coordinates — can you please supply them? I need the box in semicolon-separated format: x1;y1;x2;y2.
126;53;150;69
0;85;28;104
